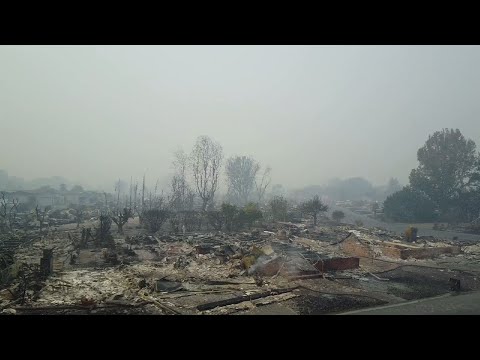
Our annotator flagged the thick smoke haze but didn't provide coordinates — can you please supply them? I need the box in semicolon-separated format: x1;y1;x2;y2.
1;45;480;191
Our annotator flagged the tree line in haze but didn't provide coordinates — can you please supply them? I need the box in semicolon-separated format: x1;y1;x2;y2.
383;128;480;224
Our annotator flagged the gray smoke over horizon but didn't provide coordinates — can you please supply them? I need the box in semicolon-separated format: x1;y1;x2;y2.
2;45;480;194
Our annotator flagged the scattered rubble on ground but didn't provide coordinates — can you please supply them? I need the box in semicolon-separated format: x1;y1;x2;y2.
1;218;480;315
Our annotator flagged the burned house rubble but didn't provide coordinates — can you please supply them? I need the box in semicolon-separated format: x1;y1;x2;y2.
1;216;480;315
6;43;480;318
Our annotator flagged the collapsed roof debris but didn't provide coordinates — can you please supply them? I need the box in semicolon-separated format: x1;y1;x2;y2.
2;215;480;315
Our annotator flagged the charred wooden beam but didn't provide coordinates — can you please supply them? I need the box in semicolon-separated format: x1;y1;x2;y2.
197;287;298;311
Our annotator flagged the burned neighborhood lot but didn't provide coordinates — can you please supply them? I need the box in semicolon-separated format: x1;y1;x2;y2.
4;46;480;316
2;213;480;315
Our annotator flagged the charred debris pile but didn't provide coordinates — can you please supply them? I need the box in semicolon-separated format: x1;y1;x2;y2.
1;213;480;315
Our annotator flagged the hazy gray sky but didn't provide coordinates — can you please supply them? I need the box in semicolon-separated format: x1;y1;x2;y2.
1;45;480;191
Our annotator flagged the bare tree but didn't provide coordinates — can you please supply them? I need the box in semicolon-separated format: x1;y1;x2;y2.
111;207;133;235
133;182;138;214
111;178;134;233
16;263;40;305
225;156;260;206
73;205;85;228
115;179;121;209
255;166;271;205
129;176;133;209
0;193;7;231
190;136;223;211
142;174;146;213
170;149;195;212
171;175;195;211
173;149;189;181
35;205;48;234
19;212;35;236
143;179;165;211
0;192;19;232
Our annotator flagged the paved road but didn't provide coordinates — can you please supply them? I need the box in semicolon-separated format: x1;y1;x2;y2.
338;291;480;315
328;206;480;243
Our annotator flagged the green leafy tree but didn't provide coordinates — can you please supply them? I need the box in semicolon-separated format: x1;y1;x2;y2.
269;196;288;222
143;209;170;233
300;195;328;226
207;210;224;231
241;202;263;228
385;178;402;197
409;128;480;218
457;190;480;223
94;214;114;247
383;186;437;222
332;210;345;222
221;203;239;231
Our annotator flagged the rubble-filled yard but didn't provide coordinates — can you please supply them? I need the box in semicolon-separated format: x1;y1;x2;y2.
2;219;480;315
